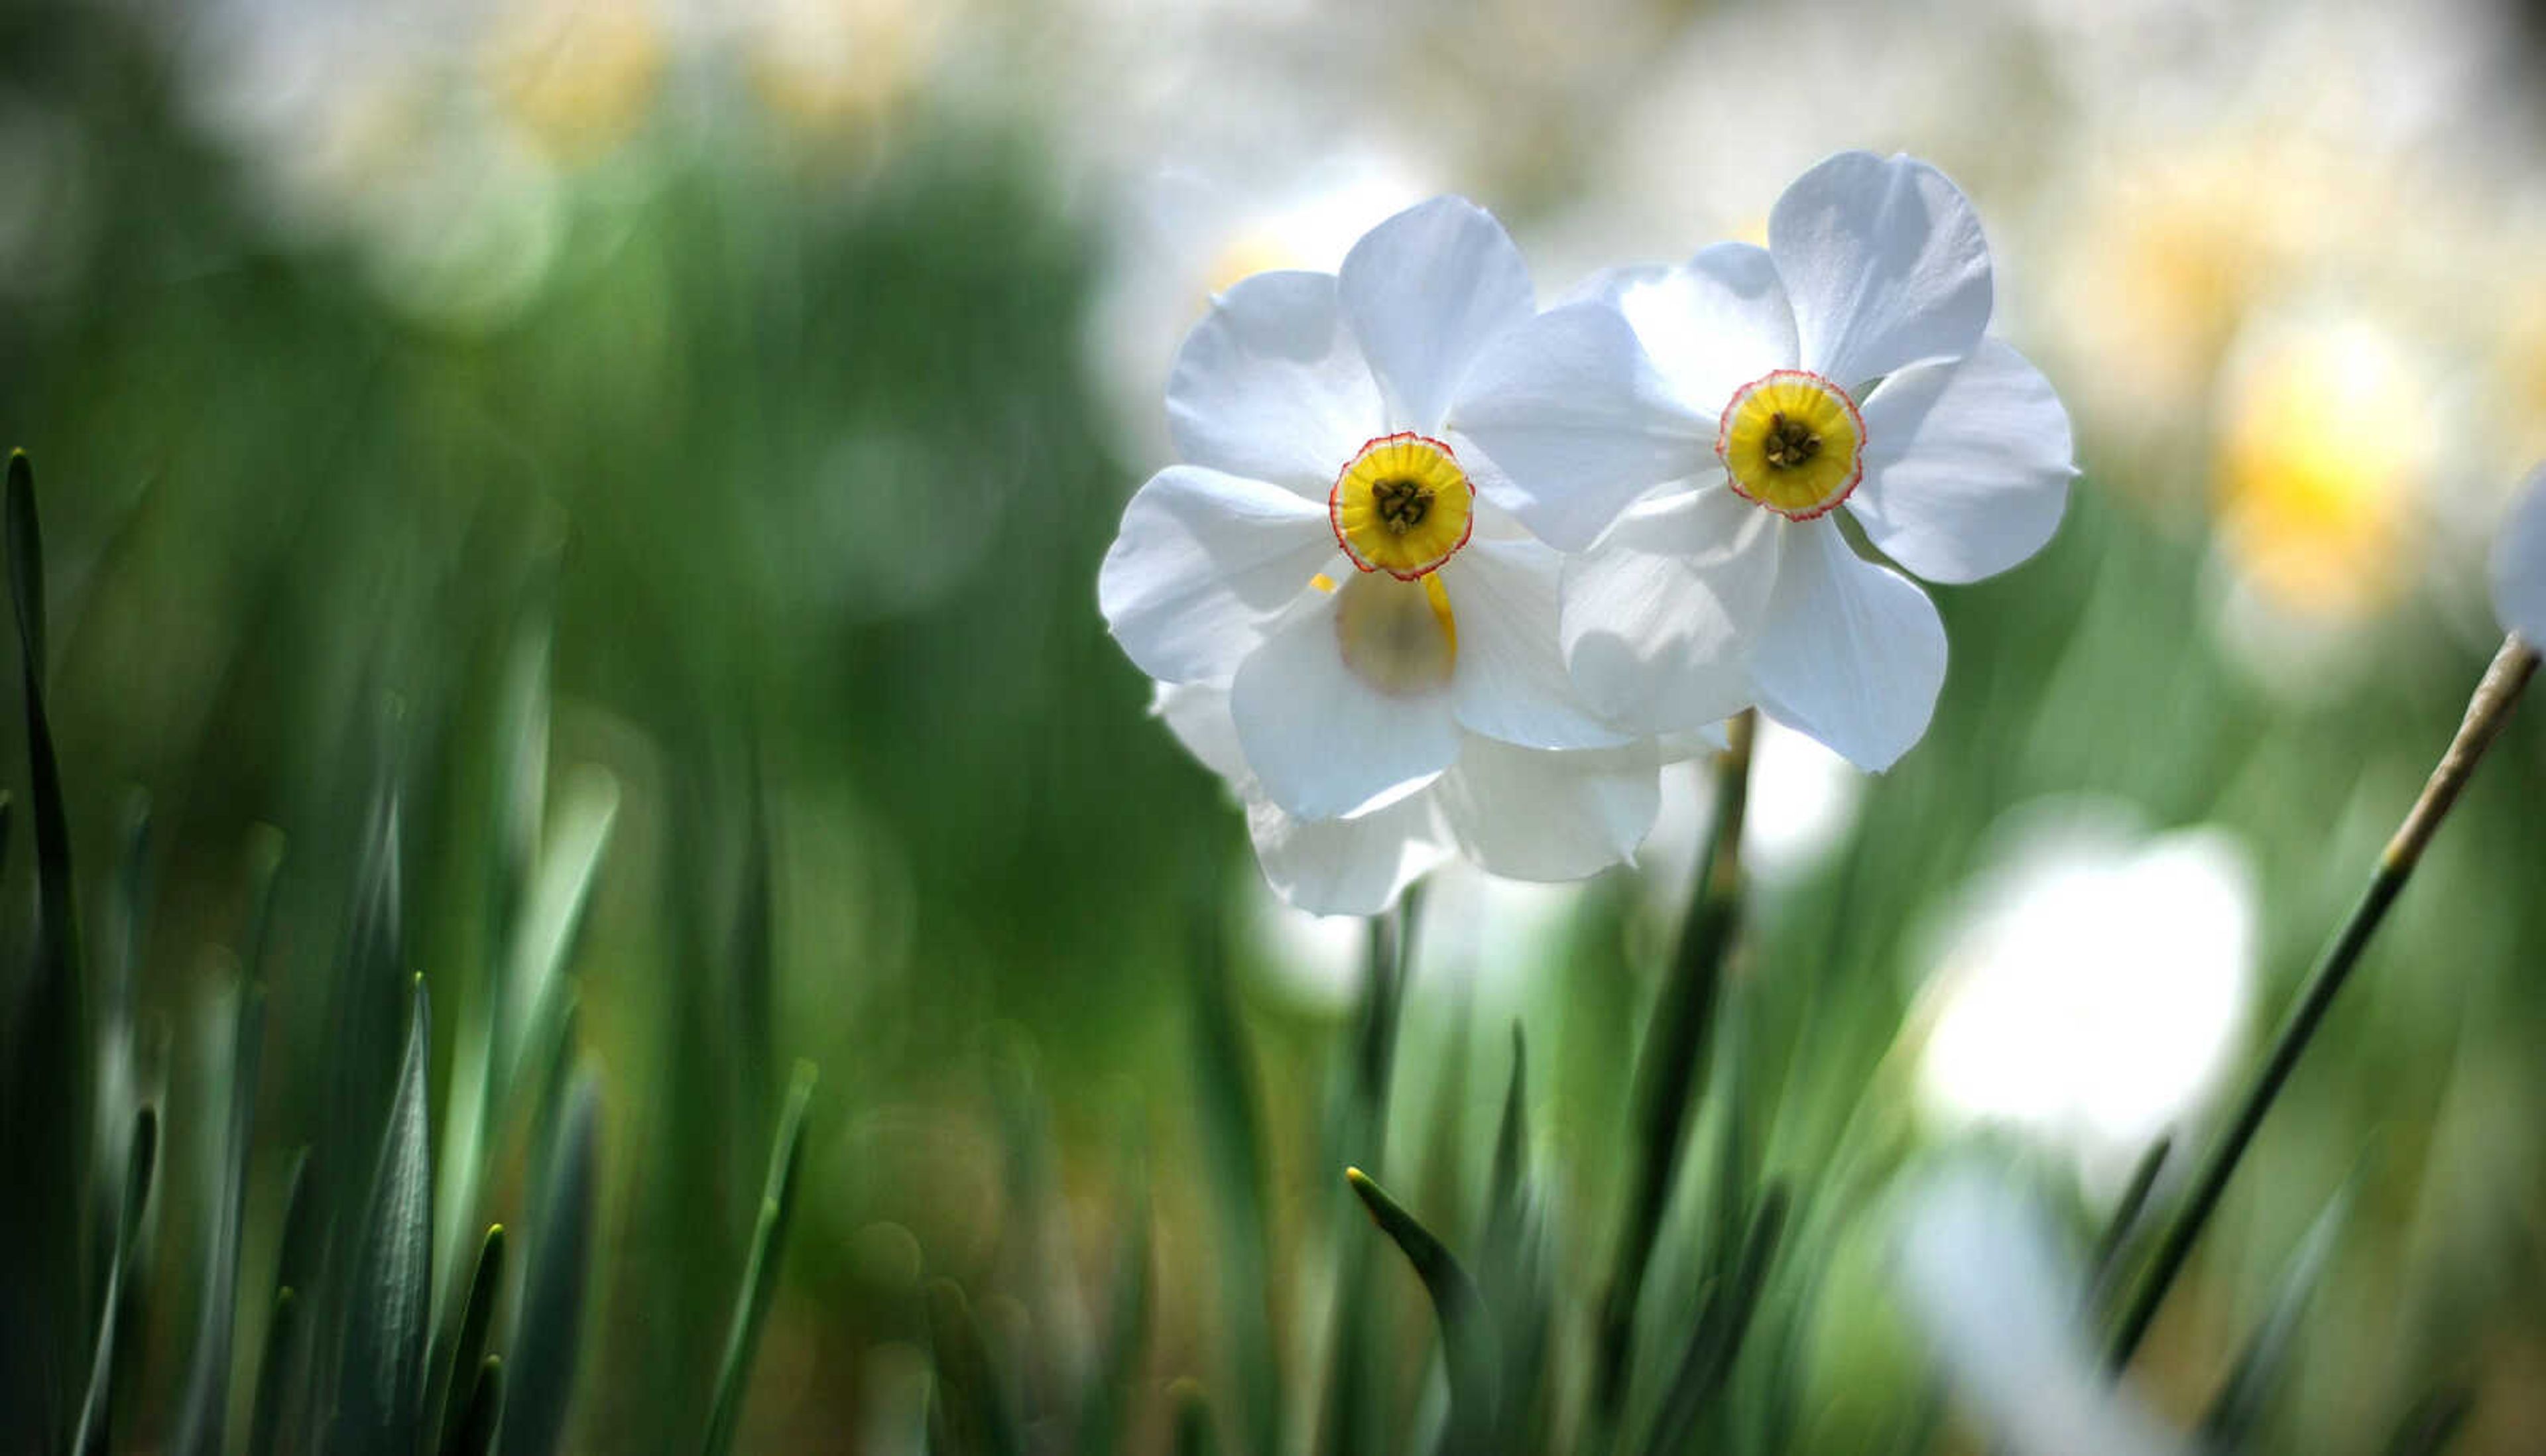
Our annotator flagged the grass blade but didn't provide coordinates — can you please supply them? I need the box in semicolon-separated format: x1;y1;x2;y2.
924;1278;1022;1456
1184;906;1279;1456
430;1226;505;1456
172;983;270;1456
74;1106;158;1456
1344;1167;1499;1451
701;1060;816;1456
505;1072;599;1456
449;1358;505;1456
1071;1169;1151;1456
1169;1380;1219;1456
2197;1182;2353;1447
1;448;89;1451
246;1148;316;1456
339;978;436;1453
1637;1180;1789;1456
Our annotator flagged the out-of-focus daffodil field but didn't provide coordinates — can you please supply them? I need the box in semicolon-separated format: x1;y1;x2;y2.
6;0;2546;1451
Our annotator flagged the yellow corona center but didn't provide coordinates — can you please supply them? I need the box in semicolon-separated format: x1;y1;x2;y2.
1333;571;1459;695
1717;371;1866;520
1330;433;1476;579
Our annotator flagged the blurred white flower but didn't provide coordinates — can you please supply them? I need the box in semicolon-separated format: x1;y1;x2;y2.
1465;151;2077;771
1895;1163;2191;1456
1083;149;1439;467
1100;197;1666;894
2496;464;2546;644
1911;806;2256;1194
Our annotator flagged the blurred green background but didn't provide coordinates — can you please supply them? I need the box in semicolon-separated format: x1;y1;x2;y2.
5;0;2546;1450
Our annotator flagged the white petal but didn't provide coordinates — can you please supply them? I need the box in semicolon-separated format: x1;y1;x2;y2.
1150;682;1252;785
1559;486;1776;734
1169;270;1386;497
1896;1166;2192;1456
1447;301;1713;552
1433;736;1660;882
1231;588;1461;819
2494;463;2546;644
1098;466;1337;685
1441;538;1633;749
1337;196;1536;434
1246;791;1451;916
1597;244;1802;419
1854;339;2078;585
1748;520;1948;772
1769;152;1992;390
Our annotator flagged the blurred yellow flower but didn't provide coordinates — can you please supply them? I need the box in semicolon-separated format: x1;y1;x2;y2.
485;0;668;163
744;0;937;137
2213;315;2431;621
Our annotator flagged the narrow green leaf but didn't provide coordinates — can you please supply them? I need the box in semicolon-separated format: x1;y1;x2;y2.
1072;1172;1151;1456
1637;1180;1789;1456
1345;1167;1500;1447
448;1358;505;1456
2085;1136;2171;1319
74;1106;159;1456
247;1148;316;1456
245;1288;300;1456
1168;1380;1219;1456
1184;907;1279;1456
924;1278;1022;1456
2382;1387;2473;1456
1600;715;1754;1423
2197;1182;2353;1447
429;1227;505;1456
505;1073;599;1456
339;979;436;1453
1486;1023;1528;1248
172;983;269;1456
497;769;618;1102
1;448;88;1452
701;1060;816;1456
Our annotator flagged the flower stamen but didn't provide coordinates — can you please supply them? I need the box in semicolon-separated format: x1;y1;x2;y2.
1331;433;1475;579
1719;371;1865;520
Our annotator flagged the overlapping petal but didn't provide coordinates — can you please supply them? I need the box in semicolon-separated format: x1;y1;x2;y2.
1231;588;1461;819
1246;792;1453;917
1449;301;1712;551
1854;339;2077;584
1169;270;1386;497
1099;465;1338;684
1337;196;1536;434
1433;736;1661;881
1559;487;1774;733
2494;463;2546;644
1441;537;1634;749
1586;243;1802;419
1748;519;1947;772
1770;151;1992;390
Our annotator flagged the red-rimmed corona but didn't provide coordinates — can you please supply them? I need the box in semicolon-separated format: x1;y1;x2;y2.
1329;432;1477;579
1716;370;1865;520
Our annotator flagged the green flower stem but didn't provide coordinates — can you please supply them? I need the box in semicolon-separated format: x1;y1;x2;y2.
1597;709;1756;1424
2105;633;2539;1372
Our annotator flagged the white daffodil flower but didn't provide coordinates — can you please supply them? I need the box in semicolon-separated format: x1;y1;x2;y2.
1152;684;1658;917
1895;1164;2193;1456
1100;196;1644;831
2494;463;2546;644
1459;152;2079;771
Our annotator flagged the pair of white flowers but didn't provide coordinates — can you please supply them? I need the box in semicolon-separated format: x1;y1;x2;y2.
1101;152;2081;914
